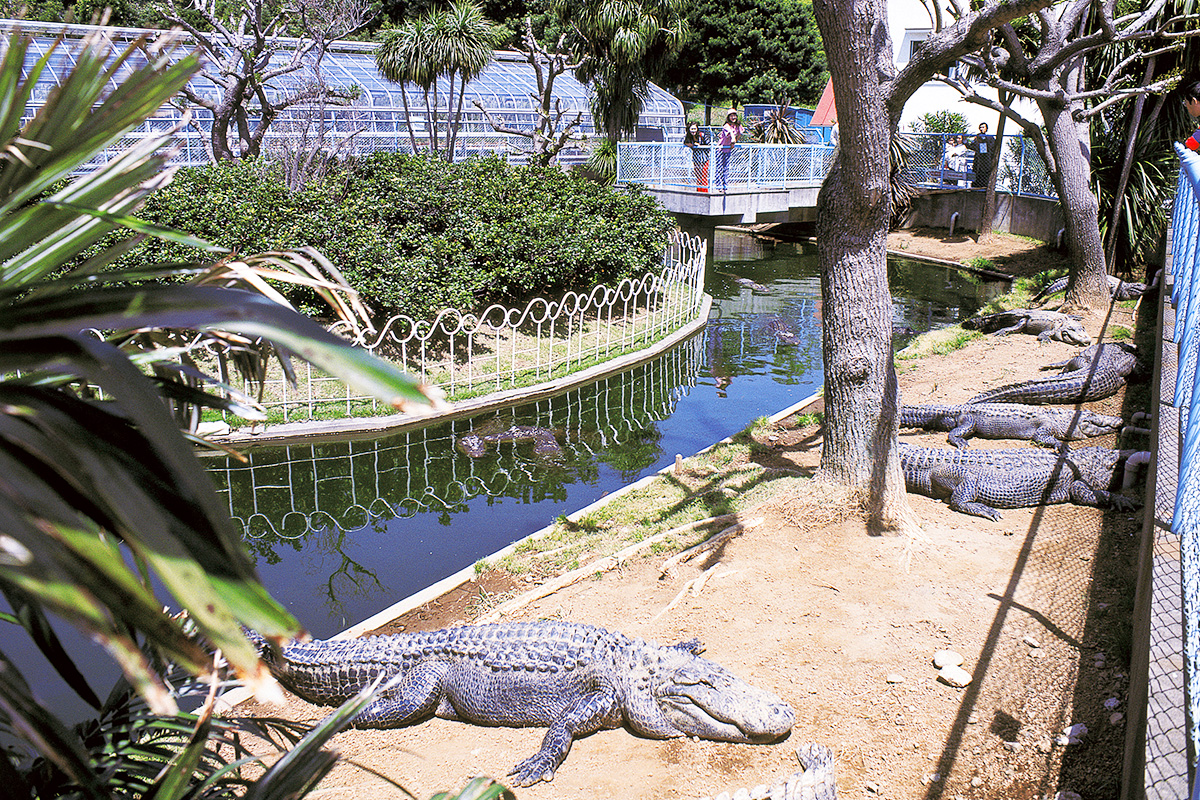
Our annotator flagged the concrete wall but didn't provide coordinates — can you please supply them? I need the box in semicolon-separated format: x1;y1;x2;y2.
899;190;1066;244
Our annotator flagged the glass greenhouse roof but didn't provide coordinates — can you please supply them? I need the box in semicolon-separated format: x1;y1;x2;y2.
5;19;684;165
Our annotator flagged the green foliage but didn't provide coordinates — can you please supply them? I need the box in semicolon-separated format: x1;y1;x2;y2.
966;256;995;270
109;153;674;322
663;0;828;108
911;111;968;134
558;0;688;143
0;26;441;799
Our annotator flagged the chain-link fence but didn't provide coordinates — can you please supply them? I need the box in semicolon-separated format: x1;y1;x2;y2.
617;132;1056;200
897;132;1057;198
616;141;836;192
1142;142;1200;798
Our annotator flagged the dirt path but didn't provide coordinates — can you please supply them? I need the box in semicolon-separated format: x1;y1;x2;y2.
239;229;1151;800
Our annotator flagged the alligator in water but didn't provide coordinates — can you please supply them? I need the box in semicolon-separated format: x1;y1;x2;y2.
900;402;1123;448
968;342;1140;405
961;309;1091;346
899;442;1141;520
734;276;770;293
765;318;802;345
457;424;563;459
249;620;795;786
1031;271;1159;304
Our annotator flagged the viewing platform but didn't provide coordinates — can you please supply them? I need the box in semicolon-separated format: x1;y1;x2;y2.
616;141;833;224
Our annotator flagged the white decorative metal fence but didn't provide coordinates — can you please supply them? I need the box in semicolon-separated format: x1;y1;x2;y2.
233;230;707;423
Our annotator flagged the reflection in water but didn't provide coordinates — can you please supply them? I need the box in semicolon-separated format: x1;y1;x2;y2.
206;236;1007;636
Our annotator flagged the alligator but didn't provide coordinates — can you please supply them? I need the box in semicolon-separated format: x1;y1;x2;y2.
961;309;1091;345
968;342;1140;405
899;442;1141;520
900;402;1123;448
457;424;563;459
766;318;802;345
734;276;770;293
697;744;838;800
1031;271;1159;304
249;620;796;786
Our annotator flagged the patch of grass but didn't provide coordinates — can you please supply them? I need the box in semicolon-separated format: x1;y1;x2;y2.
965;256;994;271
897;326;982;360
1110;325;1133;340
790;412;823;428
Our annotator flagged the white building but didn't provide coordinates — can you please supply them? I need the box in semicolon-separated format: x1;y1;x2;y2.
887;0;1044;133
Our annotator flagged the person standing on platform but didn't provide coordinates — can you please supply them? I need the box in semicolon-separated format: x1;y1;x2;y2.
715;111;744;192
684;122;710;192
969;122;995;188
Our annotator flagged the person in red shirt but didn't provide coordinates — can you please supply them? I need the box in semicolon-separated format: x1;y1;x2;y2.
1184;78;1200;150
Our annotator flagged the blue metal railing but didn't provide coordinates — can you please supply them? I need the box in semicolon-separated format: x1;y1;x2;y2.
1168;143;1200;797
616;132;1056;200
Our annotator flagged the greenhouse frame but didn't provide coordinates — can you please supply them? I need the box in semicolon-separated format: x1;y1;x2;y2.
8;19;686;169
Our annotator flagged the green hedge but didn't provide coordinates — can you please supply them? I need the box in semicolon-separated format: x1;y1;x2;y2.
123;154;675;321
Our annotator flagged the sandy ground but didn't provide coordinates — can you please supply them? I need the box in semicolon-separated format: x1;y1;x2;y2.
237;228;1152;800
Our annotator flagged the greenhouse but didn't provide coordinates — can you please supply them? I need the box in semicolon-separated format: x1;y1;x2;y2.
9;19;686;169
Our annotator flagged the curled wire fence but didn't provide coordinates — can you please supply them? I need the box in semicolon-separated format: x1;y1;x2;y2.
226;230;707;423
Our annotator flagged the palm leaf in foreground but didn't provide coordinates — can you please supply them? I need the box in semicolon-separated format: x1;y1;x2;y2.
0;23;449;800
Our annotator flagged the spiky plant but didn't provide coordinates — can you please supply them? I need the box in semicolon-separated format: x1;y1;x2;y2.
0;24;497;800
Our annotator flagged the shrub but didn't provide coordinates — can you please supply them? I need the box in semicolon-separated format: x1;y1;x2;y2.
117;154;675;322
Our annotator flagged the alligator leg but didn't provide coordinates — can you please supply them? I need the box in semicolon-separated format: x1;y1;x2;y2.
929;468;1003;520
1031;428;1061;448
946;421;976;448
1066;483;1139;512
508;688;620;786
348;662;449;728
991;320;1027;336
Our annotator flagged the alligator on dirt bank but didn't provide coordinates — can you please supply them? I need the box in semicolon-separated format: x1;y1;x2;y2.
249;620;796;786
961;309;1091;346
1031;271;1159;304
457;424;563;459
968;343;1141;405
900;402;1123;448
899;442;1142;520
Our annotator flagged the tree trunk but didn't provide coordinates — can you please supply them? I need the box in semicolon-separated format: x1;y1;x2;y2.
812;0;914;533
1039;99;1109;308
978;90;1012;242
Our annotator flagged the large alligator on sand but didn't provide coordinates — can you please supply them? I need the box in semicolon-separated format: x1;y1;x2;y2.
900;402;1123;448
1031;272;1159;304
961;309;1091;345
968;343;1140;405
250;620;796;786
457;424;563;459
899;442;1141;520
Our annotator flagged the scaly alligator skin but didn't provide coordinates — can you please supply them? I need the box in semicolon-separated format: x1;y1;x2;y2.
697;744;838;800
968;343;1140;405
1031;272;1159;304
961;309;1091;346
735;277;770;293
456;425;562;459
251;620;795;786
900;402;1123;448
899;442;1140;520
